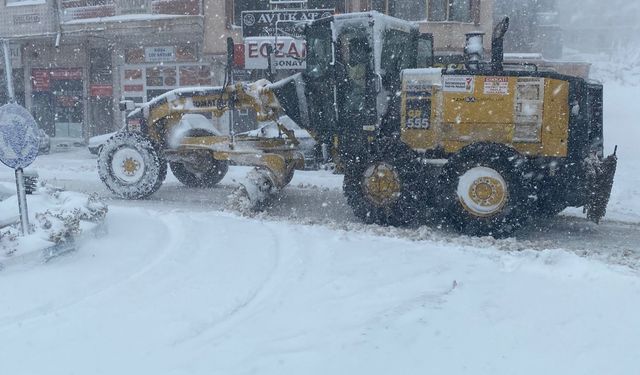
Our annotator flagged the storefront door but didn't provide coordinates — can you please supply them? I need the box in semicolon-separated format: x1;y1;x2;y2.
31;68;84;139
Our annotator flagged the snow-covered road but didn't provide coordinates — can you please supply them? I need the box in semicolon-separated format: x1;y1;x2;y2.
2;205;640;374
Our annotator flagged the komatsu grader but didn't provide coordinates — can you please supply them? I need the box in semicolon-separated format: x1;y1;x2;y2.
98;12;616;236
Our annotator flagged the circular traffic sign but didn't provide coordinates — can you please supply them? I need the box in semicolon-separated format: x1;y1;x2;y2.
0;103;40;169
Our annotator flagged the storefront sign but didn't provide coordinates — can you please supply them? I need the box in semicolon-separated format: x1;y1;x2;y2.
90;84;113;97
145;47;176;63
124;84;144;92
242;9;333;38
233;44;245;68
13;14;41;25
31;69;50;91
32;68;83;91
49;68;83;80
244;37;306;70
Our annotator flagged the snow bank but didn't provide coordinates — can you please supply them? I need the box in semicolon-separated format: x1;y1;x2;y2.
0;182;107;268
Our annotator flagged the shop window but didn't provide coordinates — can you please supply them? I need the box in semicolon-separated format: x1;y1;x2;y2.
52;79;84;138
389;0;475;23
179;66;212;86
391;1;426;21
90;48;112;84
146;67;177;87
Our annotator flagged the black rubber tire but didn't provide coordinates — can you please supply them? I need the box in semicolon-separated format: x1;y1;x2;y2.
169;157;228;188
98;132;167;199
436;143;535;237
535;199;568;218
343;140;427;226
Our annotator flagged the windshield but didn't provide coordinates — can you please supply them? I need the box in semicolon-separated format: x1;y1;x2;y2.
305;22;333;79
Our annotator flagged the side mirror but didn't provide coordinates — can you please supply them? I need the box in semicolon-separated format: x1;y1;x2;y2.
119;100;135;112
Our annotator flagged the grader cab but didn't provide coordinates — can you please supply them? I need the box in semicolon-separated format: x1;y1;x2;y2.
98;12;616;237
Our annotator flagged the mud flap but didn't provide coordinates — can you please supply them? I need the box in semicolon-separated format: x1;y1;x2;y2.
585;153;617;223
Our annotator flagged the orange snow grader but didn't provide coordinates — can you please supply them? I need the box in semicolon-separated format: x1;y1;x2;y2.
98;12;616;237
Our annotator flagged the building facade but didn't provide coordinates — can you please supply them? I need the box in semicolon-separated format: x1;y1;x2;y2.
2;0;206;140
204;0;494;64
3;0;495;140
0;0;58;107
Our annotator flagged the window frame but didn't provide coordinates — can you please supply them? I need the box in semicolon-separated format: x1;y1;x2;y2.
386;0;478;24
436;0;473;23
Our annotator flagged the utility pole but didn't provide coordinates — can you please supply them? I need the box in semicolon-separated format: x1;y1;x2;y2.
2;40;16;103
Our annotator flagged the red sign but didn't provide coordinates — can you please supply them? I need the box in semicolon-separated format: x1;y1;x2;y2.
124;84;144;92
90;84;113;97
234;44;245;68
32;68;84;91
31;69;50;91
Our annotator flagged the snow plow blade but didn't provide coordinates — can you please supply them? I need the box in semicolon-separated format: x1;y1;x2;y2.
585;152;617;223
228;168;277;213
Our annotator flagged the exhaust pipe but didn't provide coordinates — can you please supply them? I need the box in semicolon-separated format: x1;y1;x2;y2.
491;17;510;71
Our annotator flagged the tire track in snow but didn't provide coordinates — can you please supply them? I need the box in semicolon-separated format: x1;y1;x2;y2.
0;208;178;330
174;220;316;352
171;219;284;346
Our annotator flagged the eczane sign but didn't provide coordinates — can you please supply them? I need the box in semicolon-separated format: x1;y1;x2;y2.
244;37;307;70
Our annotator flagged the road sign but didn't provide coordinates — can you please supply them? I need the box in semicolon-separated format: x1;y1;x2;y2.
0;103;40;169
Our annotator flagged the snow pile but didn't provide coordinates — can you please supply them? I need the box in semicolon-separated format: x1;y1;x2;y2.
0;182;107;265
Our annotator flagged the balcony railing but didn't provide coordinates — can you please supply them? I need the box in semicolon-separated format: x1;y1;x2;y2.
61;0;201;22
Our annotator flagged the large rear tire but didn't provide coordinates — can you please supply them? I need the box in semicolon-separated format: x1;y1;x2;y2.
343;141;426;226
98;132;167;199
437;143;535;237
169;154;228;188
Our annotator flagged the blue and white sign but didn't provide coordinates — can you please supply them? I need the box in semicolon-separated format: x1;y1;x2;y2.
0;103;40;169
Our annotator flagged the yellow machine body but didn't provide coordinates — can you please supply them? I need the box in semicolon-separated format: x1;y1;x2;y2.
128;81;303;188
400;71;571;158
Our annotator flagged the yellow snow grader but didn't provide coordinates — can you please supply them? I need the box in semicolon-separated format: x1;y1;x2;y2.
98;12;616;236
